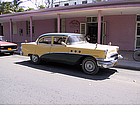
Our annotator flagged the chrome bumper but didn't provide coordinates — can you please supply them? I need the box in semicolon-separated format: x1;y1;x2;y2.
0;49;17;53
97;55;123;68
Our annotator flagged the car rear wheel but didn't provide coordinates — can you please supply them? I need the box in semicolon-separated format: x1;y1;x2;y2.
30;54;40;64
82;57;99;75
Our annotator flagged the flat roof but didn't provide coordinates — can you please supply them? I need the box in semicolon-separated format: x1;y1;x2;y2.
0;0;140;22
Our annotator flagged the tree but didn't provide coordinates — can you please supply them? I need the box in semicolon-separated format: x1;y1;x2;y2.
0;1;12;14
12;0;24;12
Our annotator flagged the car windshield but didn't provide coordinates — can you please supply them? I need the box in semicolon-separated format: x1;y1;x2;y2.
67;35;86;45
0;36;5;41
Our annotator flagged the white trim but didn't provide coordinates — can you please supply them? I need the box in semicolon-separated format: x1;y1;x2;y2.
80;23;86;35
135;20;140;49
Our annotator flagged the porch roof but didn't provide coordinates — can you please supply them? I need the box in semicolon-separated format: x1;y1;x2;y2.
0;0;140;22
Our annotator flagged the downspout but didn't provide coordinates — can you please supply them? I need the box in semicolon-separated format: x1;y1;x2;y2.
97;10;102;44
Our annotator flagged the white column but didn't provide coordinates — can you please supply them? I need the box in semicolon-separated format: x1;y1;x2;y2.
97;10;102;44
30;16;33;42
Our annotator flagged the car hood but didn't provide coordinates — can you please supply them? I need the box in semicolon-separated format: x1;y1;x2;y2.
68;42;119;51
0;41;17;46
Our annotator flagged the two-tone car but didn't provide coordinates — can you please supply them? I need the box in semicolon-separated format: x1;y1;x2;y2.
22;33;122;75
0;36;17;55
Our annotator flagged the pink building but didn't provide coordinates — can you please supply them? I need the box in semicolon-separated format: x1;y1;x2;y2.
0;0;140;50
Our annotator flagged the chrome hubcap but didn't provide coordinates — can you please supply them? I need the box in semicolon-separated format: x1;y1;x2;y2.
32;55;38;62
85;61;95;72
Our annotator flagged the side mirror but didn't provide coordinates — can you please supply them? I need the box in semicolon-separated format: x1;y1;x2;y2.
61;41;67;46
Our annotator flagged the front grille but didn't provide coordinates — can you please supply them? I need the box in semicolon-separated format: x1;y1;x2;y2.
0;45;17;50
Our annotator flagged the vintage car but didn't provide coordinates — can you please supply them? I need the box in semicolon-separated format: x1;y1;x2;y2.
22;33;122;75
0;36;17;55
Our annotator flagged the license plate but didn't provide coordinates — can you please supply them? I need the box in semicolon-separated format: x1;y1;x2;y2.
8;48;12;50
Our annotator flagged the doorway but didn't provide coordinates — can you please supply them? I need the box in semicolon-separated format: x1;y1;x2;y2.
87;23;98;43
0;24;3;36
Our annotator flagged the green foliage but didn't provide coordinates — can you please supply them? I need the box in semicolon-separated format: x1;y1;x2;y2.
38;5;46;9
26;7;35;11
0;0;25;14
0;1;12;14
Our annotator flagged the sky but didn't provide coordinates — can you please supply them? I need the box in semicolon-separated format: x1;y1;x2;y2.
2;0;51;9
1;0;69;9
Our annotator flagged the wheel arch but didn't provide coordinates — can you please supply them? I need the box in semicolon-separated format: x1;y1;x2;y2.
78;55;97;65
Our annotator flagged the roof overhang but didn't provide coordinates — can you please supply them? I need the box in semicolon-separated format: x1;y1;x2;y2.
0;0;140;23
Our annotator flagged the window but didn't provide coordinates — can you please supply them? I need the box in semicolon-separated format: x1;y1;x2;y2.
137;15;140;21
80;23;86;35
38;36;52;44
53;36;67;45
13;22;17;35
136;22;140;48
136;15;140;48
86;16;103;23
55;4;59;7
26;21;34;36
64;3;69;6
82;1;87;4
137;23;140;36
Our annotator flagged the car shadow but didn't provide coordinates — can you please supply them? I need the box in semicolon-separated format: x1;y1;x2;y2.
15;60;118;81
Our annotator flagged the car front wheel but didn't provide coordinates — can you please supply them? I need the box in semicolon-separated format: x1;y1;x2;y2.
30;54;40;64
82;57;99;75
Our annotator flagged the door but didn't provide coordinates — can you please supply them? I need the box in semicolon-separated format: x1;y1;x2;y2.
36;36;52;56
87;23;98;43
50;36;69;62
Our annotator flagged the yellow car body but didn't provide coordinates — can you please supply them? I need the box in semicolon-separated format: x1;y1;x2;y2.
22;33;121;75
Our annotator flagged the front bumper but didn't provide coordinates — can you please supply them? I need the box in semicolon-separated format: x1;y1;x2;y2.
0;49;17;53
97;54;123;68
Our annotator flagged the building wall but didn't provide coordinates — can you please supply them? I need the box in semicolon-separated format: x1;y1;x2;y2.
3;14;136;51
104;15;136;50
65;17;86;33
34;19;56;39
3;19;56;43
3;22;10;41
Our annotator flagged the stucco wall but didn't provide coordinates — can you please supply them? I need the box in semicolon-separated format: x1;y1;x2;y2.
34;19;56;39
3;19;56;43
65;17;86;33
3;22;10;41
104;15;136;50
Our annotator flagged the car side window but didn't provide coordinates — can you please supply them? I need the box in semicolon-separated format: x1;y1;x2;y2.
38;36;52;45
53;36;66;45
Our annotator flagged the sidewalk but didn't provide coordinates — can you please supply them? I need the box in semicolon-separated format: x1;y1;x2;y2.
115;50;140;71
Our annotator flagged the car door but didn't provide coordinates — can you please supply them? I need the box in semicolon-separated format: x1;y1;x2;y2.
49;36;70;63
35;35;52;57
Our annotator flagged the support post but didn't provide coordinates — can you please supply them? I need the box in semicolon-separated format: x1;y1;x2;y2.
30;16;33;42
57;14;60;33
97;10;102;44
